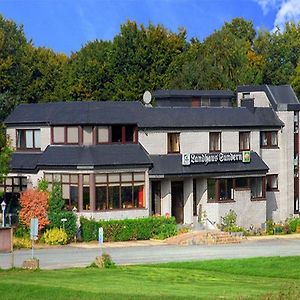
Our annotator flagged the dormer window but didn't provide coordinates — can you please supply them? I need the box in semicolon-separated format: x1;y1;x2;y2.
17;129;41;150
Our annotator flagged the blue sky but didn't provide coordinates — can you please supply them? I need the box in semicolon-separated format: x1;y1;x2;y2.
0;0;299;55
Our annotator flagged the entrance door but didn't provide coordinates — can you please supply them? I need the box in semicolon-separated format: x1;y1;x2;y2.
171;181;184;223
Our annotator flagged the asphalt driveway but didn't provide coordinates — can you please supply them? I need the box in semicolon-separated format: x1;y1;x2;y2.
0;236;300;269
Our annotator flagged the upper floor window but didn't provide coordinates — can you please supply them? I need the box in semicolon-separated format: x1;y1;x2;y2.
17;129;41;150
83;126;93;145
111;125;137;143
260;131;278;148
266;174;278;191
53;126;79;144
209;132;221;152
167;133;180;153
97;126;109;143
242;92;252;99
239;132;250;151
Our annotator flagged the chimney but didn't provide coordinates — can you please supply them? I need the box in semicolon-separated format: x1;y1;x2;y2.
241;98;255;112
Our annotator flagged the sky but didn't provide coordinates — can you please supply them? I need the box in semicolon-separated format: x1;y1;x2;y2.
0;0;300;55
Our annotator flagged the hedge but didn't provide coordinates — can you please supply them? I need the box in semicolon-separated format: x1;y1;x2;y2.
80;216;177;242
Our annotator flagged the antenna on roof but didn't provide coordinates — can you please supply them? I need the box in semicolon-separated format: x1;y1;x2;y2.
143;91;152;107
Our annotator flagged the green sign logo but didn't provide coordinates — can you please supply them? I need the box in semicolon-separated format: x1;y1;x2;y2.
242;151;251;163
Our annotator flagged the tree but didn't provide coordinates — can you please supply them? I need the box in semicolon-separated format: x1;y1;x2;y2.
109;21;187;100
0;124;12;184
19;189;49;231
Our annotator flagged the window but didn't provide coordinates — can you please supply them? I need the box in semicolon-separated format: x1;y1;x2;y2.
83;126;93;145
16;129;41;149
266;175;278;191
111;125;137;143
44;173;79;210
53;127;65;144
66;127;79;144
260;131;278;148
168;133;180;153
239;132;250;151
209;132;221;152
207;178;233;201
242;92;252;99
97;126;109;143
235;177;249;189
250;177;265;199
96;172;145;210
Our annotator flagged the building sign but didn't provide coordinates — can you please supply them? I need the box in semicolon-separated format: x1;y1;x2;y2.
182;151;251;166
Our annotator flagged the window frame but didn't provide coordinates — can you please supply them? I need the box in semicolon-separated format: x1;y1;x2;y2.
266;174;279;192
209;132;221;152
16;129;41;150
239;131;250;151
260;131;278;148
167;132;180;154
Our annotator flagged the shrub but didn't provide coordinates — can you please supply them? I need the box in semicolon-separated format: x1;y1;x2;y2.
93;253;116;269
48;211;77;241
37;178;49;192
13;236;31;249
287;217;300;232
221;210;245;233
19;189;49;231
14;224;30;238
266;219;274;235
296;224;300;233
80;216;177;242
47;182;77;241
43;228;68;245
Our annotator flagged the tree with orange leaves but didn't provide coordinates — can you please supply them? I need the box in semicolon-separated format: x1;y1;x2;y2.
19;189;49;231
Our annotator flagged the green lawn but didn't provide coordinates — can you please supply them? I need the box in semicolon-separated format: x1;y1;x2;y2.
0;256;299;299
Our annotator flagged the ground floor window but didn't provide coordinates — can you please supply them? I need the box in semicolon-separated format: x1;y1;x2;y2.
0;176;27;224
45;172;145;211
207;176;265;202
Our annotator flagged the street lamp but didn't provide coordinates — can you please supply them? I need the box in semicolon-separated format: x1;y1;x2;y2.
1;201;6;227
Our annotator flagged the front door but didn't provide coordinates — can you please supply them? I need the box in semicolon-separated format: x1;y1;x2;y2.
171;181;184;223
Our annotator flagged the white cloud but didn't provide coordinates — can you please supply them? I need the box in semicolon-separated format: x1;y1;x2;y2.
273;0;300;31
254;0;300;31
255;0;279;14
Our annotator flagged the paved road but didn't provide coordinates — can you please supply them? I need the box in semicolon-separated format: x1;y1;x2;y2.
1;238;299;269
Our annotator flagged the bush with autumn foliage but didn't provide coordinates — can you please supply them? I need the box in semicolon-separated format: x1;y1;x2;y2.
19;189;49;232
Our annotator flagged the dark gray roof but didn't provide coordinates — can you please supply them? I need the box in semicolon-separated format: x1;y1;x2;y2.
139;106;283;129
5;101;144;125
10;144;152;172
153;90;235;99
10;153;43;173
149;152;268;177
237;85;300;111
5;98;283;129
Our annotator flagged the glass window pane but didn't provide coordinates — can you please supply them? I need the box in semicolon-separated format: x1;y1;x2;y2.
235;177;248;188
96;174;107;183
83;175;90;185
83;126;93;145
133;185;144;208
70;175;78;184
62;184;70;199
209;132;220;152
111;125;122;143
17;130;26;148
83;186;90;210
13;178;20;185
271;132;278;146
21;177;27;186
272;175;278;189
53;127;65;143
125;126;134;142
134;173;144;181
108;186;120;209
44;174;52;183
34;130;41;148
121;173;132;182
121;186;133;208
70;186;78;210
96;186;107;210
67;127;79;143
168;133;180;153
251;177;263;198
207;179;216;200
260;132;268;146
26;130;33;148
109;174;120;182
6;178;12;186
53;174;61;182
97;127;109;143
62;174;69;183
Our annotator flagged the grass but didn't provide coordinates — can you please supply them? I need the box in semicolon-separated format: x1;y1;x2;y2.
0;256;299;299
